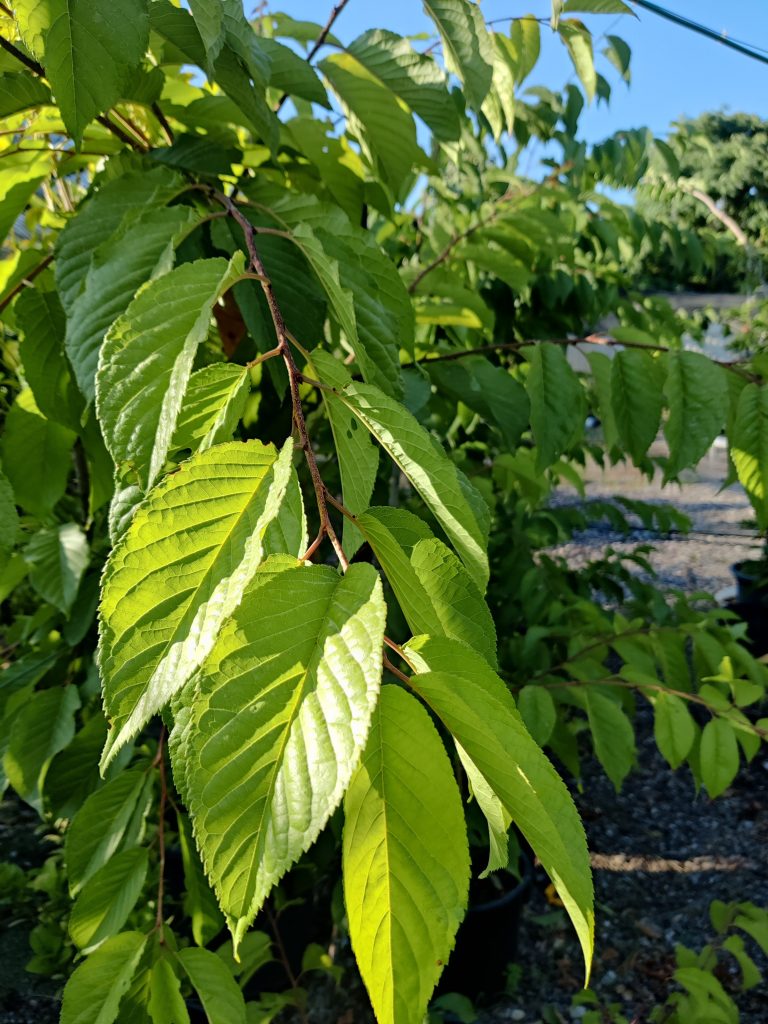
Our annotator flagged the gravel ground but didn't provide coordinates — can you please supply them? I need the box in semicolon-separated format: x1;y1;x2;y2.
547;443;762;595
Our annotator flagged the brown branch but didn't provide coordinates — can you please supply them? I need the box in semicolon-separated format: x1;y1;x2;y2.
266;902;310;1024
383;654;411;686
0;253;53;314
275;0;352;111
402;334;756;378
544;675;768;740
0;35;147;152
213;190;349;570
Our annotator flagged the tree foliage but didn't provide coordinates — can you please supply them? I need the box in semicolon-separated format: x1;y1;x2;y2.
1;2;767;1022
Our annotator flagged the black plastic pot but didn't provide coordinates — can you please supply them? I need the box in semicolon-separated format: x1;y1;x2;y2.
732;559;768;604
438;857;534;1001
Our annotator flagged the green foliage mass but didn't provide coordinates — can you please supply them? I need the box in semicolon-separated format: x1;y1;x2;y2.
0;2;767;1022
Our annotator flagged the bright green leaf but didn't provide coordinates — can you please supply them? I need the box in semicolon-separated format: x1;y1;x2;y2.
170;364;250;457
730;384;768;529
653;692;696;770
23;523;89;615
99;439;300;769
611;349;663;464
332;381;491;590
343;685;469;1024
525;343;585;470
406;636;594;981
174;562;386;950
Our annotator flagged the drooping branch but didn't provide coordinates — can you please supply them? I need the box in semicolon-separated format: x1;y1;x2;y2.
213;190;349;569
686;186;749;248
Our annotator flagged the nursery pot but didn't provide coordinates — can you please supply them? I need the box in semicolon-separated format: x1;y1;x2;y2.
731;559;768;605
438;856;534;1001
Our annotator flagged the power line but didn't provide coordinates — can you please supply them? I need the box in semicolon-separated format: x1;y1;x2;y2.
631;0;768;66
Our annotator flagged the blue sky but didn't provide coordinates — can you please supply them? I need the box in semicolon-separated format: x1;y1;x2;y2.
282;0;768;144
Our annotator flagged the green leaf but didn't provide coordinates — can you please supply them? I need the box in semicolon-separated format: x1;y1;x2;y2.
510;16;541;84
653;692;696;770
309;350;378;559
170;364;250;457
69;847;149;952
423;0;494;110
331;381;491;590
44;0;150;143
343;685;469;1024
260;37;329;107
67;205;200;405
346;29;460;141
24;523;89;615
46;712;107;819
356;506;497;666
61;931;148;1024
428;356;530;451
174;562;386;950
188;0;225;74
525;343;585;470
3;685;80;813
16;286;83;431
517;685;557;746
559;20;596;102
582;688;635;789
96;254;244;491
603;34;631;82
65;769;153;895
0;151;50;244
405;636;594;981
149;956;191;1024
12;0;57;60
0;470;20;570
98;439;300;769
55;166;184;315
0;389;75;520
722;934;762;990
585;351;619;450
730;384;768;529
319;52;422;198
177;947;246;1024
700;718;739;798
663;351;728;477
563;0;634;13
0;72;51;116
611;349;663;463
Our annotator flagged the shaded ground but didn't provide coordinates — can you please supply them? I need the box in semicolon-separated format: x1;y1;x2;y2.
489;719;768;1023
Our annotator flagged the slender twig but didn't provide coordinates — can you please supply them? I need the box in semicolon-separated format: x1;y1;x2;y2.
402;334;755;377
544;675;768;740
383;654;411;685
247;344;282;368
275;0;352;111
0;36;147;152
151;102;175;145
212;190;349;570
407;221;482;294
265;902;310;1024
153;727;168;939
323;487;356;522
687;186;749;248
0;253;53;314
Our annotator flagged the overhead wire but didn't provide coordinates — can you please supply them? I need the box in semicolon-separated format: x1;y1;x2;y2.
630;0;768;66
